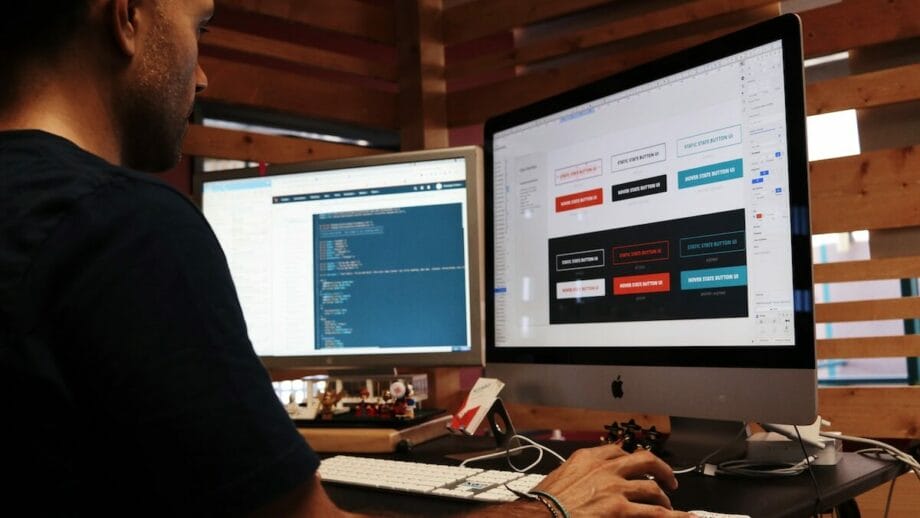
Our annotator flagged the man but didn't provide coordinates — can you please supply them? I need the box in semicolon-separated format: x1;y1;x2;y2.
0;1;689;516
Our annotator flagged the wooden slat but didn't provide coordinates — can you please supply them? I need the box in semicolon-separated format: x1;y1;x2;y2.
817;335;920;360
807;63;920;115
799;0;920;58
198;56;398;130
447;4;778;126
856;473;920;518
202;27;397;82
515;0;777;69
507;386;920;438
217;0;395;44
181;125;384;163
396;0;449;150
443;0;615;45
814;256;920;284
506;402;670;434
818;386;920;438
809;145;920;234
815;297;920;323
447;0;777;81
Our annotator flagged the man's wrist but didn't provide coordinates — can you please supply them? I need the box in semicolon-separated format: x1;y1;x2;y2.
467;499;548;517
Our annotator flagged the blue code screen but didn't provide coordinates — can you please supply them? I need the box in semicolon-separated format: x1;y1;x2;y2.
313;204;467;349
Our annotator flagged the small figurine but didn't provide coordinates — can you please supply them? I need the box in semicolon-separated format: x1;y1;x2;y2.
403;383;417;420
377;389;393;419
320;388;343;420
355;387;371;417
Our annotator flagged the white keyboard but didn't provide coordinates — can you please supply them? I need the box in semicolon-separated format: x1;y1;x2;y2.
319;455;546;502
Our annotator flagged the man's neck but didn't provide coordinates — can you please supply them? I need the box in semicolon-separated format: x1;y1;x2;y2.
0;70;122;166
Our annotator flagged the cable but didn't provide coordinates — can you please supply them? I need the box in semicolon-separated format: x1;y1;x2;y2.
883;475;896;518
820;431;920;481
459;434;566;472
794;425;822;517
672;424;750;475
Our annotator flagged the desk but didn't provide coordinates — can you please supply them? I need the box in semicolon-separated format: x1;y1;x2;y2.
322;435;904;517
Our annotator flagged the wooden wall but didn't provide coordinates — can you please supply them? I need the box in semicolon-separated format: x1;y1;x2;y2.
187;1;918;513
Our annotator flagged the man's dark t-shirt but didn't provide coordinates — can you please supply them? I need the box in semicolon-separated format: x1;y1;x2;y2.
0;130;319;515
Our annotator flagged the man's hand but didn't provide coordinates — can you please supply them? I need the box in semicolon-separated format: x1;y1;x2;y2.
528;443;690;517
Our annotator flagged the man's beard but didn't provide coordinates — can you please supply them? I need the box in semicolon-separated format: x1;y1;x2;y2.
119;92;189;173
117;18;192;173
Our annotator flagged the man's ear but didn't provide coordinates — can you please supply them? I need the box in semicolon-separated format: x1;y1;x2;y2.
110;0;139;57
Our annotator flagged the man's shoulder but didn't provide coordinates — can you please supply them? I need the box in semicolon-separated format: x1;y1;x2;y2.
0;129;196;220
0;130;203;307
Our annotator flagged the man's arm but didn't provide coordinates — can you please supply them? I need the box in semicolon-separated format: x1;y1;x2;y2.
252;444;691;517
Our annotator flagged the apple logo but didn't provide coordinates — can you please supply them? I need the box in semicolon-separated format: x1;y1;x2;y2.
611;375;624;399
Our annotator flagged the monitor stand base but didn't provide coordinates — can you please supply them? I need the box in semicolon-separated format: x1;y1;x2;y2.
659;417;748;470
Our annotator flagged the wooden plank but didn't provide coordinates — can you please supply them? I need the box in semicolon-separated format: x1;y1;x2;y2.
818;335;920;360
506;402;670;434
818;386;920;439
202;26;397;82
297;415;451;453
856;473;920;518
396;0;449;150
446;0;778;81
507;386;920;439
198;55;398;130
807;63;920;115
809;146;920;234
465;0;777;80
181;125;384;163
815;297;920;323
799;0;920;58
814;256;920;283
217;0;395;44
443;0;615;45
447;4;779;126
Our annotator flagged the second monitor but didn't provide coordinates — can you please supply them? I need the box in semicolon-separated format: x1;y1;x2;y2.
199;146;484;369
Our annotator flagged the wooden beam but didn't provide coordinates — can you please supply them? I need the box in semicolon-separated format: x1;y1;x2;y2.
449;0;778;81
814;256;920;284
506;402;669;434
809;146;920;234
447;4;778;127
506;386;920;439
815;297;920;323
857;473;920;518
396;0;449;150
202;26;397;82
799;0;920;58
443;0;615;45
198;55;398;130
182;124;384;163
516;0;778;67
818;386;920;439
217;0;396;44
818;335;920;360
807;63;920;115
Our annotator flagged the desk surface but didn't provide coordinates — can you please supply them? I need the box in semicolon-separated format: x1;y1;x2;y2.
322;435;904;517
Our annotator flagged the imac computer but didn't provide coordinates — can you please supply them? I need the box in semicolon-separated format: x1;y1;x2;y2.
484;14;816;455
198;146;484;369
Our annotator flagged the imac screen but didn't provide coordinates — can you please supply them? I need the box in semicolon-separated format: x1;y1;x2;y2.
485;15;815;424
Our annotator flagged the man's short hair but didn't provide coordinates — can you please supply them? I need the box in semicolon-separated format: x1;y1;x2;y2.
1;2;91;109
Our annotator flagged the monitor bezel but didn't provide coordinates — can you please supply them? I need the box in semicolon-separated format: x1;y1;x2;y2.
483;14;815;371
196;146;485;368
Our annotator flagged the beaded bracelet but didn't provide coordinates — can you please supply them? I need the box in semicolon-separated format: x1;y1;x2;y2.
529;489;570;518
533;494;561;518
505;486;570;518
